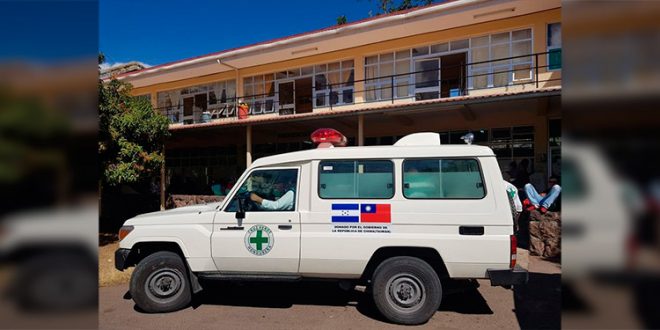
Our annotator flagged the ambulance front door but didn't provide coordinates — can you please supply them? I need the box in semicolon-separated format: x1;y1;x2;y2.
211;167;301;273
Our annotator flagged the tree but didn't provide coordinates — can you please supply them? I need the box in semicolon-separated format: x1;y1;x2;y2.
373;0;434;14
98;54;170;187
337;15;347;25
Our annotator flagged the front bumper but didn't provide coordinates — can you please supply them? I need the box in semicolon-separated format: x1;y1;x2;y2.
114;248;131;271
487;265;529;287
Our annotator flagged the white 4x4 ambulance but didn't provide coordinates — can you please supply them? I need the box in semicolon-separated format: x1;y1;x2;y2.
115;129;527;325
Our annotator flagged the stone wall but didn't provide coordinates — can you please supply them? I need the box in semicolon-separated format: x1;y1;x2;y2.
528;211;561;258
166;194;225;209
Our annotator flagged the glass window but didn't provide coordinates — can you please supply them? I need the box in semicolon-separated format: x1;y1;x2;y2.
450;39;469;50
471;36;489;47
431;43;449;54
403;159;485;199
396;49;410;59
225;168;298;212
301;66;313;75
512;29;532;41
491;32;510;44
319;160;394;199
328;62;340;72
412;46;429;57
380;53;394;62
547;23;562;70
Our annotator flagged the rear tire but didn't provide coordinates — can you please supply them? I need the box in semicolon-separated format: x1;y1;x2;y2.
129;251;191;313
371;256;442;325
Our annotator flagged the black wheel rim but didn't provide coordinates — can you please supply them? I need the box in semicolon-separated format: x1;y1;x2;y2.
145;268;184;302
385;272;425;313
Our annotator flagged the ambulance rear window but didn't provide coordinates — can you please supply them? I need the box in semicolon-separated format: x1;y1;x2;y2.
319;160;394;199
403;159;485;199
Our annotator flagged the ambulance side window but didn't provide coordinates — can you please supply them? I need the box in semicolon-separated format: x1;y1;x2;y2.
319;160;394;199
403;159;485;199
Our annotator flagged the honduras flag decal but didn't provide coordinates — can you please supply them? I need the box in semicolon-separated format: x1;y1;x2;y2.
331;204;360;222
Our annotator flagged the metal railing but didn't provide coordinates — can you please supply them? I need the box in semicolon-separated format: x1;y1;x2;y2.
156;51;560;124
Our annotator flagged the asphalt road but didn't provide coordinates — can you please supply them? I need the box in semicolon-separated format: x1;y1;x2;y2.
100;256;560;329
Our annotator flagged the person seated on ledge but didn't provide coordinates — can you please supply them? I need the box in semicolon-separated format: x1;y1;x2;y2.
249;177;295;211
524;176;561;214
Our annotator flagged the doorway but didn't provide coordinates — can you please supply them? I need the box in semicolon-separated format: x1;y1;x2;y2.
278;81;295;115
294;77;313;114
183;97;194;124
414;52;467;100
194;93;207;123
440;52;466;98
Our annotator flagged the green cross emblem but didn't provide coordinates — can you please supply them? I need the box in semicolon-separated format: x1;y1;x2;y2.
244;225;274;256
249;230;268;251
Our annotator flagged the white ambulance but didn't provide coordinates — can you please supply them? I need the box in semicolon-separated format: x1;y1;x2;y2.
115;129;527;325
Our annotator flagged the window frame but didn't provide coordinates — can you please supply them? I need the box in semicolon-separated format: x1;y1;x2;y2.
467;28;534;89
401;157;488;200
313;60;355;108
317;159;395;200
546;22;562;72
223;166;300;212
364;50;413;102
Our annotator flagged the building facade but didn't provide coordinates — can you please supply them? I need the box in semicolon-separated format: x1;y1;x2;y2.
116;0;562;205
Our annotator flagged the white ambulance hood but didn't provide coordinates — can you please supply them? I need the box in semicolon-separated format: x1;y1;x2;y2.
124;202;221;225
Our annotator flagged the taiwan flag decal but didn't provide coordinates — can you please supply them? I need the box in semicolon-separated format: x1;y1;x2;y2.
360;204;391;223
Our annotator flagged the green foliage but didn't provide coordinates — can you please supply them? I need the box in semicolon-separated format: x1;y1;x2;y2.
0;90;69;183
337;15;347;25
373;0;434;13
99;61;170;187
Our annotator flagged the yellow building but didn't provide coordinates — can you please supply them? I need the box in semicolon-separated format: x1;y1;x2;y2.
117;0;561;202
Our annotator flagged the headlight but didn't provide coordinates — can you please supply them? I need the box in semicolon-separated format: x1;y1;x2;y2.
118;225;134;241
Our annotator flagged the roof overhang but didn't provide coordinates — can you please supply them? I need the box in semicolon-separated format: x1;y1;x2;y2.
119;0;560;88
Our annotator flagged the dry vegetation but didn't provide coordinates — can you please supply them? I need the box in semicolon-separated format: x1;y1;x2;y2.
99;241;132;287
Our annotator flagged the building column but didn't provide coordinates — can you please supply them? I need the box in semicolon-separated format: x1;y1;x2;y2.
358;114;364;146
354;55;365;105
150;92;158;109
246;125;253;167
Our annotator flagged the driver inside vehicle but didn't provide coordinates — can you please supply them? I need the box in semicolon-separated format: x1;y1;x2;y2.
249;175;296;211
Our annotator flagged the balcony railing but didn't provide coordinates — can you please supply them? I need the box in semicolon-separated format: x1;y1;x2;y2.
157;51;560;125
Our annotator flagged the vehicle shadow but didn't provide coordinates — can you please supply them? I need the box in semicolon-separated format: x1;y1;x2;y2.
513;272;561;329
127;279;495;322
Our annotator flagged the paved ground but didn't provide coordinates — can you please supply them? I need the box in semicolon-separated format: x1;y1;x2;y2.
99;254;560;329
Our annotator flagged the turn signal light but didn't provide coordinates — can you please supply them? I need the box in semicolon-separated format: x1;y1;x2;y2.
118;225;134;241
311;128;347;148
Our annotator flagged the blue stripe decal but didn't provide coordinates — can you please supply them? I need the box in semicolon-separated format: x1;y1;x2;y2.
331;216;359;223
331;203;359;210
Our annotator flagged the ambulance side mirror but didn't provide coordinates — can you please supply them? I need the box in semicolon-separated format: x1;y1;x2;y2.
235;197;246;223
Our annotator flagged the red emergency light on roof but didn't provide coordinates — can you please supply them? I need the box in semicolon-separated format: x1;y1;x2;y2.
311;128;347;148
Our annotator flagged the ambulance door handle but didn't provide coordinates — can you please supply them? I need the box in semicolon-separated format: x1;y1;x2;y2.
278;225;292;230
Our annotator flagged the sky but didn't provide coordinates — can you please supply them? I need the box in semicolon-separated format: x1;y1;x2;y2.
100;0;387;68
0;1;97;62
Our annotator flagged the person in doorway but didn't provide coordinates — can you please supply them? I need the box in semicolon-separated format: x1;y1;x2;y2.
524;176;562;214
249;176;296;211
514;159;531;189
210;178;223;196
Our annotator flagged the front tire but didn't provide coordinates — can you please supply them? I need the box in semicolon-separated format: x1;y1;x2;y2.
129;251;191;313
371;256;442;325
